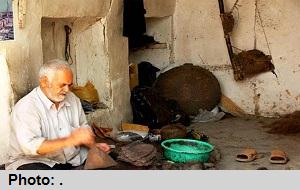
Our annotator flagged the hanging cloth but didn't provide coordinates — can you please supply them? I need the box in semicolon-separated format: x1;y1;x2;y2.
123;0;146;37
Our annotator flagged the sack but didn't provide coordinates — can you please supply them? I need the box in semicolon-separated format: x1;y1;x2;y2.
84;145;117;170
71;81;99;104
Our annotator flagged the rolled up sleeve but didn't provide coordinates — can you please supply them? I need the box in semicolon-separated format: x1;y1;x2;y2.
11;106;46;156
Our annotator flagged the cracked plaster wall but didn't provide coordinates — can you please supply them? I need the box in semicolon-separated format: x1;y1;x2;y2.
172;0;300;116
131;0;300;117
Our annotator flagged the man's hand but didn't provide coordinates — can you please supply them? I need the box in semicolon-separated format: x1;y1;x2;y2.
37;127;95;155
95;143;111;153
68;128;96;147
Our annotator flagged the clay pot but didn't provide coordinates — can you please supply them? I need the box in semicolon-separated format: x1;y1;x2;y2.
160;124;187;140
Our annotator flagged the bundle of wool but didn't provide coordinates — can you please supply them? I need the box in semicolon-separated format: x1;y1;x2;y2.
263;111;300;135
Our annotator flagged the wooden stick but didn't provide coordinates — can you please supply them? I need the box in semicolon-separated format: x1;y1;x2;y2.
218;0;242;80
218;0;225;14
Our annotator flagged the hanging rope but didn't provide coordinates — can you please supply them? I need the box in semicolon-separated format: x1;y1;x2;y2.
254;0;277;77
255;0;272;57
64;25;73;65
230;0;240;13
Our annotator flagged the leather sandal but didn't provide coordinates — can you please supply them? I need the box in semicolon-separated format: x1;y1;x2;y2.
269;150;289;164
236;148;257;162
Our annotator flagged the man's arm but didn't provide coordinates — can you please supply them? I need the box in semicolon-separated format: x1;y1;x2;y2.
37;127;95;155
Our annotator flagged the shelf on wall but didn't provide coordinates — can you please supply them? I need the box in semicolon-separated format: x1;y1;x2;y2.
130;42;168;52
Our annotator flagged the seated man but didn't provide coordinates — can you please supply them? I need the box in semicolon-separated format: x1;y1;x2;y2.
5;59;110;170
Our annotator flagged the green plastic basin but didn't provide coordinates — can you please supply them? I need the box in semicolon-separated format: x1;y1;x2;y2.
161;139;214;163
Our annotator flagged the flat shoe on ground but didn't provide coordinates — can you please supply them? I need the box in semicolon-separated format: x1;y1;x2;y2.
236;148;257;162
269;150;289;164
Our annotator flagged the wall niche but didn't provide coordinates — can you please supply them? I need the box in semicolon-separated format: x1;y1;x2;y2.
41;17;112;110
128;0;176;70
129;16;173;70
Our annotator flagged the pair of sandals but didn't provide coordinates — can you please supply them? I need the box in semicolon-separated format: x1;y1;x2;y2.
236;148;289;164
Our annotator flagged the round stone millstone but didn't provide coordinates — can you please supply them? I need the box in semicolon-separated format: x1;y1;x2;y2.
153;64;221;115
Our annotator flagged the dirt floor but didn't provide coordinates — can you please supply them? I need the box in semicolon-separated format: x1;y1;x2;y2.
1;115;299;170
189;116;300;170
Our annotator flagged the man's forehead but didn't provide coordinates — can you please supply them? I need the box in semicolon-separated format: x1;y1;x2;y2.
51;69;73;81
55;68;73;76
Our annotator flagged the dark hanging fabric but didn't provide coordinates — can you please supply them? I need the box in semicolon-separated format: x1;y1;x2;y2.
123;0;146;37
123;0;155;49
138;61;160;87
130;86;190;129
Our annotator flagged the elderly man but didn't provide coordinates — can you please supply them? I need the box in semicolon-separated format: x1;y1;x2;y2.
6;59;110;170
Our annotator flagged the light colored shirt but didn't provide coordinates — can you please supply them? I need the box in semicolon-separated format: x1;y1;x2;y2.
5;87;89;170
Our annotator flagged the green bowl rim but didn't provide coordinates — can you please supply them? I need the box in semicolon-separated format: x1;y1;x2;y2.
161;138;214;154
